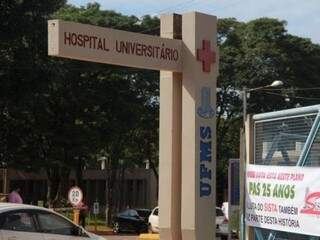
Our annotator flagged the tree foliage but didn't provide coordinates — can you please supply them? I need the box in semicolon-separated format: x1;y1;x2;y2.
216;17;320;202
1;1;320;211
0;2;160;211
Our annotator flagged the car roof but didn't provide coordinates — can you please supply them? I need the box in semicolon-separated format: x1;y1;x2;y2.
0;203;76;223
122;208;150;212
0;203;53;212
0;203;95;236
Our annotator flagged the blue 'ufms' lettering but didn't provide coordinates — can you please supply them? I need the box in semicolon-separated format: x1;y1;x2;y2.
200;182;211;197
200;141;212;162
200;164;212;180
200;126;211;139
199;126;213;198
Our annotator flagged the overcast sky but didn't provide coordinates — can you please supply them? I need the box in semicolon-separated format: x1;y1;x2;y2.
68;0;320;44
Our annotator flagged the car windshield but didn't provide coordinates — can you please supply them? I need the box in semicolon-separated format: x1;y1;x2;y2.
137;210;151;218
216;208;224;217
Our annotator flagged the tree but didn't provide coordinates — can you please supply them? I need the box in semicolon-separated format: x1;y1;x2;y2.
216;17;320;203
53;3;160;219
0;0;68;202
0;1;160;209
2;0;320;215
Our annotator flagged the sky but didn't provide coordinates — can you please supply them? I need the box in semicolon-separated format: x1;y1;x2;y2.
67;0;320;44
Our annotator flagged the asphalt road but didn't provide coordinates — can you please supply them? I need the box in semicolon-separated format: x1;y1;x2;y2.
103;235;223;240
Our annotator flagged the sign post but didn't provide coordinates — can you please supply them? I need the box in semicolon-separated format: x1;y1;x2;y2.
48;12;218;240
68;186;83;225
229;159;240;239
93;201;99;215
159;13;182;240
48;20;182;72
181;12;218;240
93;201;99;231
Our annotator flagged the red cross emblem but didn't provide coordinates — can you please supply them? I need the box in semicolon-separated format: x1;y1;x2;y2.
197;40;216;73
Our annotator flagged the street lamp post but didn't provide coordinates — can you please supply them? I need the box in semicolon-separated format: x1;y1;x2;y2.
242;80;284;125
240;80;283;240
243;87;248;127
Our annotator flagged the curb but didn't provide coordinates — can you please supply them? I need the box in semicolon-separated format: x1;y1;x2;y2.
139;233;160;240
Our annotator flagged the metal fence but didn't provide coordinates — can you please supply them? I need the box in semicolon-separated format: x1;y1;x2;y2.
251;105;320;240
254;114;316;166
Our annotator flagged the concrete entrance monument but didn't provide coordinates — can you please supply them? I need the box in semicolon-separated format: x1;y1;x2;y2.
48;12;218;240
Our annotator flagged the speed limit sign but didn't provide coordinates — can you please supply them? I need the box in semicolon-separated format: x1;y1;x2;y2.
68;186;83;206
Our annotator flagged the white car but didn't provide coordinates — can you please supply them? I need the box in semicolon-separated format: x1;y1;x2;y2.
216;207;228;240
0;203;104;240
148;207;159;233
148;206;228;239
221;202;229;220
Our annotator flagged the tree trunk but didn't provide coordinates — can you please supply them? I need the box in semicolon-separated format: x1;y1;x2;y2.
53;168;70;207
107;167;117;226
46;167;60;206
119;166;125;212
75;157;84;190
46;166;70;208
46;176;52;207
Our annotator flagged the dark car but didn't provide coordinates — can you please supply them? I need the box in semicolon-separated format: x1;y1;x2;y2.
112;209;151;234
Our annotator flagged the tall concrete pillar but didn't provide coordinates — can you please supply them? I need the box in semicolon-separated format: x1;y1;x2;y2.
159;14;182;240
181;12;218;240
